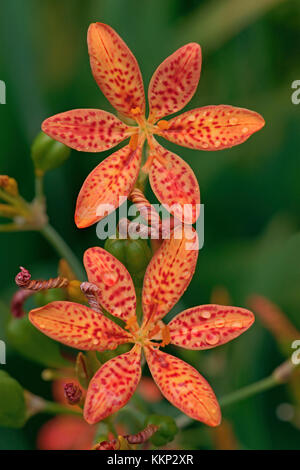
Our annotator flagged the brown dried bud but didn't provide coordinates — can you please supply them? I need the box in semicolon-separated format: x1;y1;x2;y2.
63;382;82;405
15;266;69;291
10;289;33;318
15;267;31;287
94;439;120;450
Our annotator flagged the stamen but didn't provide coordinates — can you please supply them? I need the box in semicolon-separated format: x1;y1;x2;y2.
125;315;139;332
142;151;170;174
129;133;139;150
130;106;141;116
157;120;170;130
141;154;153;174
148;324;161;339
160;325;171;348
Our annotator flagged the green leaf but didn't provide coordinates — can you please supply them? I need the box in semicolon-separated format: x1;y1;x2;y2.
6;316;70;368
0;371;26;428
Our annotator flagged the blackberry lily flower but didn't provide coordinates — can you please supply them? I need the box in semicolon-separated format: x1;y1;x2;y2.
29;226;254;426
42;23;265;228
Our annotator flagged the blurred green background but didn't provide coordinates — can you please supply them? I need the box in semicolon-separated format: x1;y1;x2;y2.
0;0;300;450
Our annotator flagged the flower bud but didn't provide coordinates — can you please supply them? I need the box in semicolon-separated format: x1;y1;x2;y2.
67;280;87;303
58;259;76;281
145;414;178;446
31;132;71;174
104;238;126;265
34;288;66;307
104;237;152;283
0;175;19;196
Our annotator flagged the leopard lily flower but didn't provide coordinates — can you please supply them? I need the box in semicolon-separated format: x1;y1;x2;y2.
29;226;254;426
42;22;265;228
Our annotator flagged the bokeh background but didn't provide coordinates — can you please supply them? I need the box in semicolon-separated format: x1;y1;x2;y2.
0;0;300;450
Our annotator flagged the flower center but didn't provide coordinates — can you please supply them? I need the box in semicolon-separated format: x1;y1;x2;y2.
125;315;171;349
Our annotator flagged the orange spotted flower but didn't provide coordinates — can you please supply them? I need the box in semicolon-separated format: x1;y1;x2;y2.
29;226;254;426
42;23;265;229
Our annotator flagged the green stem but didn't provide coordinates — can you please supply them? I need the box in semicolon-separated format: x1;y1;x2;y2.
0;188;32;218
175;360;297;429
105;416;118;438
0;223;21;232
219;374;276;408
40;224;85;280
42;400;82;416
35;173;45;204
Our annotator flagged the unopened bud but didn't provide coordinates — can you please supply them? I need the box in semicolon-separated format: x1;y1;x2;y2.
31;132;71;174
104;236;152;282
0;175;19;196
67;280;87;303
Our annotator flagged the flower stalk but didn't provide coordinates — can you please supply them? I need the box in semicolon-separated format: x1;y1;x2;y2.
176;359;299;429
40;224;85;280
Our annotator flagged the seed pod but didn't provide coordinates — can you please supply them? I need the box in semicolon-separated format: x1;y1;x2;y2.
104;237;152;283
31;132;71;174
145;414;178;446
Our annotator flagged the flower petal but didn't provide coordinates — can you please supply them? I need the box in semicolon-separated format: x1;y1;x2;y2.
75;141;142;228
42;109;133;152
88;23;145;118
142;225;198;326
84;345;141;424
145;347;221;426
168;304;254;350
148;43;201;122
149;141;200;224
157;105;265;150
29;301;132;351
84;247;136;322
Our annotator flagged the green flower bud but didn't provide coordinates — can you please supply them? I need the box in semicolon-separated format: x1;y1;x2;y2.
34;288;66;307
145;414;178;446
104;237;152;283
31;132;71;174
104;238;127;266
0;371;26;428
125;239;152;277
6;316;70;368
